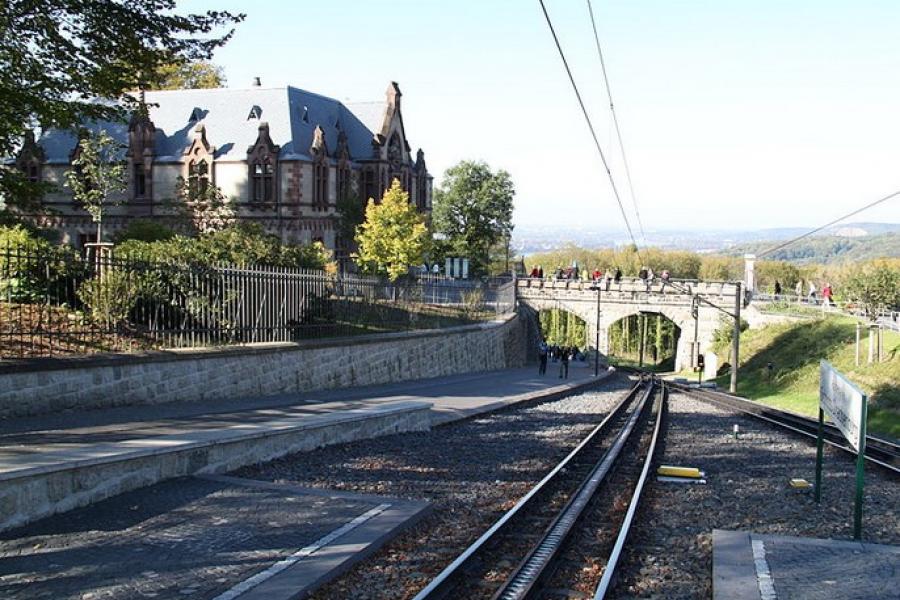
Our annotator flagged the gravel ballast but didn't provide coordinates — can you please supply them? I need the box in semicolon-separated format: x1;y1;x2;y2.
610;391;900;599
235;374;635;600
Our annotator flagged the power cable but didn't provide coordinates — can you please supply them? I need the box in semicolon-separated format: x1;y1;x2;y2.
538;0;642;260
586;0;647;245
757;188;900;259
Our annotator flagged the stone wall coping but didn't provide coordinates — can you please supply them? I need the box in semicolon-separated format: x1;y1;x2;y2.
0;399;432;483
0;314;515;375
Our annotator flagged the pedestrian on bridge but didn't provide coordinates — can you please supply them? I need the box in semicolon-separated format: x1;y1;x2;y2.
795;280;803;303
808;281;818;304
614;267;622;284
774;280;782;298
823;282;834;307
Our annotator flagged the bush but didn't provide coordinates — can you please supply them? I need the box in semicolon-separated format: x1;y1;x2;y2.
115;220;176;243
118;224;332;270
0;225;76;302
77;270;139;326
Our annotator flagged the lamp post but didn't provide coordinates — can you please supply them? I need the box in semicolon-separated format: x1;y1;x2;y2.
590;282;601;376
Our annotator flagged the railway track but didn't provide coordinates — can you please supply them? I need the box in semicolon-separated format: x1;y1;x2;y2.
666;381;900;475
413;377;665;600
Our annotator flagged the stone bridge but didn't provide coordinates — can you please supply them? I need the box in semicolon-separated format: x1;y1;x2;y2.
516;278;741;372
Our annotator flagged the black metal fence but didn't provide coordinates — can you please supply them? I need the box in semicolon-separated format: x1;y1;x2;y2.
0;246;516;359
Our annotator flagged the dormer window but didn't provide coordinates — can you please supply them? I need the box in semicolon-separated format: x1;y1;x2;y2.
251;160;274;202
188;159;209;196
247;105;262;120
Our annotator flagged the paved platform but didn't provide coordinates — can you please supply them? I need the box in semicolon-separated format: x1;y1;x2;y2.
0;365;610;532
713;529;900;600
0;474;430;600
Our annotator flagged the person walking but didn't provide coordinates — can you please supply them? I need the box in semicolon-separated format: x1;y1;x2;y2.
559;346;570;379
614;267;622;284
537;265;544;279
538;340;548;375
795;280;803;303
808;281;818;304
774;280;782;298
822;282;834;307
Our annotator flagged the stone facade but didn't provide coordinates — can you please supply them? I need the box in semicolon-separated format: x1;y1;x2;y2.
16;81;432;261
0;314;526;419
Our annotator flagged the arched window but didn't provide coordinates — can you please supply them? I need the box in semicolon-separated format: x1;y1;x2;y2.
252;159;274;202
416;175;427;210
313;160;328;211
189;159;209;197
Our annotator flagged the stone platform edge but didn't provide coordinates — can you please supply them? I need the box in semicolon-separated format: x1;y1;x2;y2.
433;366;616;425
0;400;432;533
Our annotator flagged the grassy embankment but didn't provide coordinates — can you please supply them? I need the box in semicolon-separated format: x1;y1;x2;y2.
713;316;899;440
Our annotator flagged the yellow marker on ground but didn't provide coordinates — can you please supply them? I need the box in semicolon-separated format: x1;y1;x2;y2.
657;465;702;479
790;478;811;489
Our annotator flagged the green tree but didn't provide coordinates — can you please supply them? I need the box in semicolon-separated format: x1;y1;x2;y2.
172;176;235;234
842;261;900;316
65;131;127;243
336;187;365;251
355;179;429;281
0;1;243;210
432;160;514;276
150;60;225;90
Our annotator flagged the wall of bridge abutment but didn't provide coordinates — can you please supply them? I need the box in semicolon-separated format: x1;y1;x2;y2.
516;278;737;372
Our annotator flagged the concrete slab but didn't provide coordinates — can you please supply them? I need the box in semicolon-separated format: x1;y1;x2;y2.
0;401;431;532
713;529;900;600
0;475;430;600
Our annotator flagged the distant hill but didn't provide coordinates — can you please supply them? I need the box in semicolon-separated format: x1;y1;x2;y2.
726;231;900;263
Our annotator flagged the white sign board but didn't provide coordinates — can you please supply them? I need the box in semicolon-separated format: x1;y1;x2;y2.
819;361;867;450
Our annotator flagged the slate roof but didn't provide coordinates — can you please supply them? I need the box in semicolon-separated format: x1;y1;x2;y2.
36;86;388;164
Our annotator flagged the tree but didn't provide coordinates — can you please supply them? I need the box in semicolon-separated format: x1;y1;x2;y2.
355;179;429;281
336;186;365;252
150;60;225;90
172;176;235;234
0;1;243;209
842;261;900;316
432;160;514;276
65;131;126;243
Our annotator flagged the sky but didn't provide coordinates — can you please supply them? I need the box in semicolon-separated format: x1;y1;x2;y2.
183;0;900;233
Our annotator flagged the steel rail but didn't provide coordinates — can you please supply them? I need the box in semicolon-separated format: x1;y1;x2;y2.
493;382;656;600
593;383;666;599
668;382;899;475
412;379;648;600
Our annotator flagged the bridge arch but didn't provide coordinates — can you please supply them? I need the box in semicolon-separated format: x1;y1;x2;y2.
516;279;735;371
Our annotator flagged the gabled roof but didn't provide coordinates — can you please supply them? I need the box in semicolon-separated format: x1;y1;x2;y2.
36;85;393;164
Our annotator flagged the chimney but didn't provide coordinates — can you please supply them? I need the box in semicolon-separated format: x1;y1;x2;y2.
252;77;261;87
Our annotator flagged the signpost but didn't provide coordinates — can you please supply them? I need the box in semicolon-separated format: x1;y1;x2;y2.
815;360;868;539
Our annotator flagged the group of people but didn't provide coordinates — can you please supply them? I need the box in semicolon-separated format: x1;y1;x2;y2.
772;280;836;306
527;264;671;291
537;341;582;379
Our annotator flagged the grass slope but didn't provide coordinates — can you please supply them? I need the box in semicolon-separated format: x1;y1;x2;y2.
715;316;900;439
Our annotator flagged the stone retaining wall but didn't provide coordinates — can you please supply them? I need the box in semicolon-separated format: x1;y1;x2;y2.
0;314;526;419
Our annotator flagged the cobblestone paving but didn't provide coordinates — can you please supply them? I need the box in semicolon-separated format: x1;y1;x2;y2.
762;535;900;600
0;477;376;599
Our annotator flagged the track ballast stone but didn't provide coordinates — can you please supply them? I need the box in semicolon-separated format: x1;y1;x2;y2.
610;391;900;599
236;374;634;600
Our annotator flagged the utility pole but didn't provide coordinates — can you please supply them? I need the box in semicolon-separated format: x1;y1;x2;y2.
730;282;742;394
593;285;601;376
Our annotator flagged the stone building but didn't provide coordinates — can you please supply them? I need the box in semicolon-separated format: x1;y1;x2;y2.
15;80;432;259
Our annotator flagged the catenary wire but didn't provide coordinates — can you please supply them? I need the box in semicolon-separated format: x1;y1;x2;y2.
757;188;900;259
586;0;647;246
538;0;642;260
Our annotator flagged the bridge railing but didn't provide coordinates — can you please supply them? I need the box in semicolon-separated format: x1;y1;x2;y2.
516;277;739;300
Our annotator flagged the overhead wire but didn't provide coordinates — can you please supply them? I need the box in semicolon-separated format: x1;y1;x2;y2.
537;0;642;262
757;188;900;259
586;0;647;246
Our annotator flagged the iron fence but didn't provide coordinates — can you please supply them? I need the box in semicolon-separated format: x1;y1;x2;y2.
0;246;516;359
